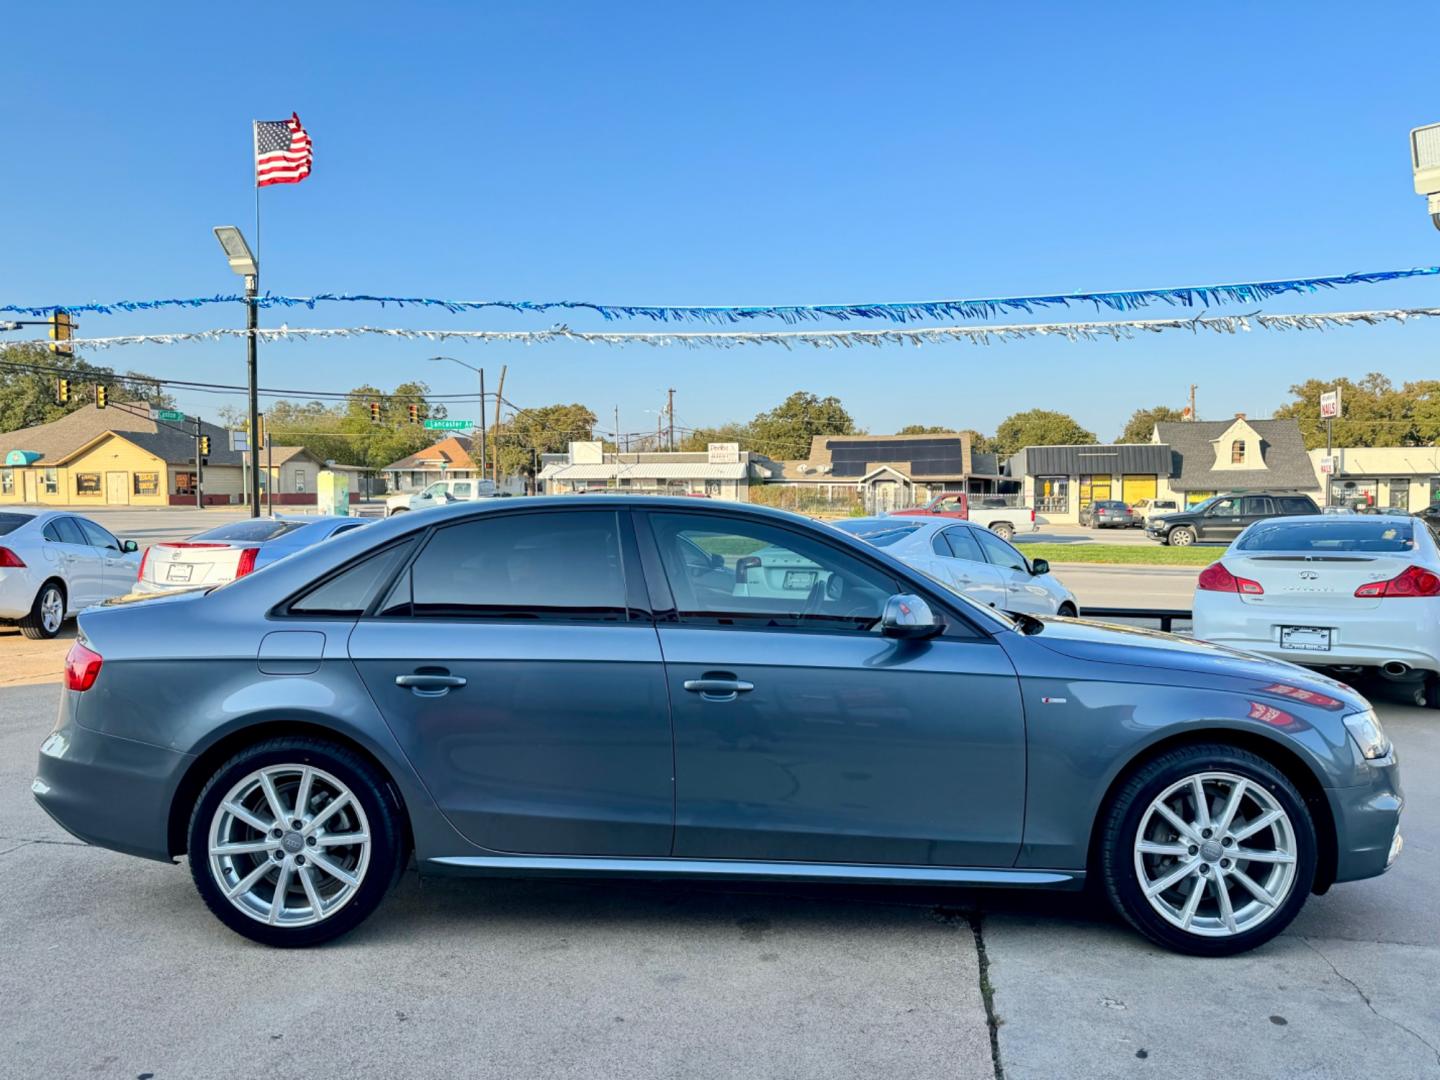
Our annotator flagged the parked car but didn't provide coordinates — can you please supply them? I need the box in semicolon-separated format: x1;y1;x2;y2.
890;492;1038;541
386;478;500;516
0;510;141;638
1132;497;1179;524
37;497;1402;956
135;516;370;593
1414;505;1440;536
1192;514;1440;707
1078;500;1140;529
1146;493;1320;546
831;516;1077;616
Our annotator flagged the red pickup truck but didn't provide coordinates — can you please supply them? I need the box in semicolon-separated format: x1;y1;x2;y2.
891;493;1036;541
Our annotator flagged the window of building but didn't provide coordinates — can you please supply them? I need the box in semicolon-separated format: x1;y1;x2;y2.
1430;477;1440;509
174;472;196;496
295;470;306;493
385;510;628;622
0;469;12;495
133;471;159;496
1035;476;1069;514
1078;475;1112;508
42;469;58;495
75;473;101;496
648;512;896;634
1388;479;1410;512
1231;440;1245;465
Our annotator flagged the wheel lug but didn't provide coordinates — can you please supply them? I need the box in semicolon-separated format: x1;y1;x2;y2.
305;836;317;847
270;828;283;839
295;854;306;866
1220;859;1231;869
291;820;303;830
1221;837;1234;847
1188;845;1199;856
272;849;285;862
1201;828;1213;839
1198;864;1210;875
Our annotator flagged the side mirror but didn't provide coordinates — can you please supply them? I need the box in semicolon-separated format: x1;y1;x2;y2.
1030;557;1049;576
880;594;943;639
122;539;139;554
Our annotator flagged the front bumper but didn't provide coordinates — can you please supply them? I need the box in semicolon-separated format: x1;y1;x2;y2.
32;694;191;863
1327;754;1404;884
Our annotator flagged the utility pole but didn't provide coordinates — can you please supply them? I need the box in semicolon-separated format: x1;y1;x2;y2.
266;419;274;516
1188;384;1198;422
614;406;621;455
246;273;261;517
667;388;676;450
477;368;487;479
493;365;507;486
194;416;204;509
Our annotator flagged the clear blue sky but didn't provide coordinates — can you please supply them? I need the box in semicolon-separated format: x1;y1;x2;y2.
4;1;1438;442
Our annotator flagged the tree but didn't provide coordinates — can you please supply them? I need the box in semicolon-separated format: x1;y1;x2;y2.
1116;406;1185;444
1273;374;1440;448
677;421;754;452
748;391;856;461
991;409;1097;458
0;343;175;433
487;403;598;487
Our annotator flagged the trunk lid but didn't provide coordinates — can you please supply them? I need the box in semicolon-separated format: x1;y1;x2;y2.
142;542;252;587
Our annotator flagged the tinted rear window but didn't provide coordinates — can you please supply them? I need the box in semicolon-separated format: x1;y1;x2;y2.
830;521;923;548
190;520;306;543
1236;520;1416;553
0;512;32;536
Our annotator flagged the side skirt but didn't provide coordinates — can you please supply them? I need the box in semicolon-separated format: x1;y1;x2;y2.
424;854;1085;890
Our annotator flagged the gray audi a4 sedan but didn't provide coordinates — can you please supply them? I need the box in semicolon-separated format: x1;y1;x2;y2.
33;497;1403;954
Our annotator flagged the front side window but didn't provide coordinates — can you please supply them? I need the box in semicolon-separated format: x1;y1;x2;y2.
974;529;1028;573
386;511;627;621
1208;496;1242;516
76;519;120;551
649;512;896;633
422;482;448;497
49;517;87;545
75;473;101;496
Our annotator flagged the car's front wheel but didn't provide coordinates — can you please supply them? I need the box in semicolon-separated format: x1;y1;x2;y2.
1099;744;1316;956
1167;526;1196;546
188;737;407;947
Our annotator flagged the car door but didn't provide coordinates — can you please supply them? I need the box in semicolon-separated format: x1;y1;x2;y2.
973;527;1053;614
640;510;1026;868
1242;496;1276;532
74;518;137;599
347;508;675;856
1199;495;1244;542
47;516;104;608
931;526;1007;609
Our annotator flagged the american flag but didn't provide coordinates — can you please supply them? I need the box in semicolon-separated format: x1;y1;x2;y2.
254;113;312;187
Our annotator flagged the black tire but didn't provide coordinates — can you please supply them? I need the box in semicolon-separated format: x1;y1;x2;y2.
187;736;407;947
1099;743;1317;957
1420;672;1440;711
18;579;65;640
1167;526;1196;547
1057;602;1078;618
991;523;1015;542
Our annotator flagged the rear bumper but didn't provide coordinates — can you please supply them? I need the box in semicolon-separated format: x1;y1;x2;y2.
0;568;37;619
32;695;190;863
1194;595;1440;672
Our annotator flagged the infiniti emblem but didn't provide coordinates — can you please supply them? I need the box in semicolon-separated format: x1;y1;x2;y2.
1299;571;1319;580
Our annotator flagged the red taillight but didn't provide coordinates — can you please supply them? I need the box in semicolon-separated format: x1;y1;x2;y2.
1197;562;1264;595
235;547;259;577
64;642;103;692
136;547;150;582
1029;508;1035;523
1355;565;1440;598
0;546;25;568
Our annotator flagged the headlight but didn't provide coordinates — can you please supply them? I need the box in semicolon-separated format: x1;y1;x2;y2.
1343;708;1391;760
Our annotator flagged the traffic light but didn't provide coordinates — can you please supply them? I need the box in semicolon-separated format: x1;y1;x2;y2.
408;402;419;424
199;435;211;457
48;311;74;357
94;383;108;409
56;377;70;405
369;401;381;425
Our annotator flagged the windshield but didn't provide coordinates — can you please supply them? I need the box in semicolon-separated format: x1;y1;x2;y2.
1236;520;1416;553
0;512;33;536
189;520;306;543
1183;496;1219;514
830;520;924;548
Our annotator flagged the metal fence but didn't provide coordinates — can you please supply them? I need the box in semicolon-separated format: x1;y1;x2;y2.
747;486;865;517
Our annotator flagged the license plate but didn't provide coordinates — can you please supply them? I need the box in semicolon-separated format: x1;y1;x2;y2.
1280;625;1331;652
783;569;816;590
166;563;194;583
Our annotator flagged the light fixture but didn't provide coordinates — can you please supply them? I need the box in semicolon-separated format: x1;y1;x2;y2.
212;226;257;276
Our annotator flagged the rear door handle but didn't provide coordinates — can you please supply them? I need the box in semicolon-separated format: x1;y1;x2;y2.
683;677;755;701
396;672;467;697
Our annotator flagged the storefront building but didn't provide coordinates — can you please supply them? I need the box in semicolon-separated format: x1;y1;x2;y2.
1307;447;1440;512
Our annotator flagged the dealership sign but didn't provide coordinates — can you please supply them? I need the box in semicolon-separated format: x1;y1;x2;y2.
1320;389;1342;419
1319;456;1338;475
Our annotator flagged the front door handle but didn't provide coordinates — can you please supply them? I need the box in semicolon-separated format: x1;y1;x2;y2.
683;676;755;702
396;671;467;697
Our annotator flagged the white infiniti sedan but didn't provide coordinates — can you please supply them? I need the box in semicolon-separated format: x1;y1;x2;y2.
1192;514;1440;708
0;509;142;638
830;516;1078;616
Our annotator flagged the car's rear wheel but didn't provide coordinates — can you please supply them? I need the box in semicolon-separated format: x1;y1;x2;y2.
18;580;65;640
991;523;1015;541
1167;526;1196;546
1100;744;1316;956
188;737;406;947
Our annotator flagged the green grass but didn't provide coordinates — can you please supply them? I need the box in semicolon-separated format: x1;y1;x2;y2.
1016;542;1220;567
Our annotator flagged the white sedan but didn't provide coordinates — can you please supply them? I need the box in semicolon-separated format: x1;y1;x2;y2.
831;516;1078;616
1192;514;1440;708
0;510;142;639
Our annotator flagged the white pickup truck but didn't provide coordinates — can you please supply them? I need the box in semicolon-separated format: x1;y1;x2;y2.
888;493;1040;541
385;478;502;517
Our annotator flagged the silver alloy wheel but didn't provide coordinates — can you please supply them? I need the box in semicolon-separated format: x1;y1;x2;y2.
1134;771;1297;937
208;764;371;928
1169;528;1194;546
40;587;63;634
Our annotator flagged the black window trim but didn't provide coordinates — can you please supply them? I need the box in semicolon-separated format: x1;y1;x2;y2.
633;506;994;641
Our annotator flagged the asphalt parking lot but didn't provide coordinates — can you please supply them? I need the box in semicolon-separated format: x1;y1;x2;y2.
2;674;1435;1080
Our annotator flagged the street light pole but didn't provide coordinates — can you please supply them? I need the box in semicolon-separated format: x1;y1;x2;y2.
427;355;487;478
246;272;261;517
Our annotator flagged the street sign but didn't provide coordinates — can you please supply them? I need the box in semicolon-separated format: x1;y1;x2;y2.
1320;389;1341;419
424;419;472;430
1320;456;1337;475
154;409;186;422
230;430;249;453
